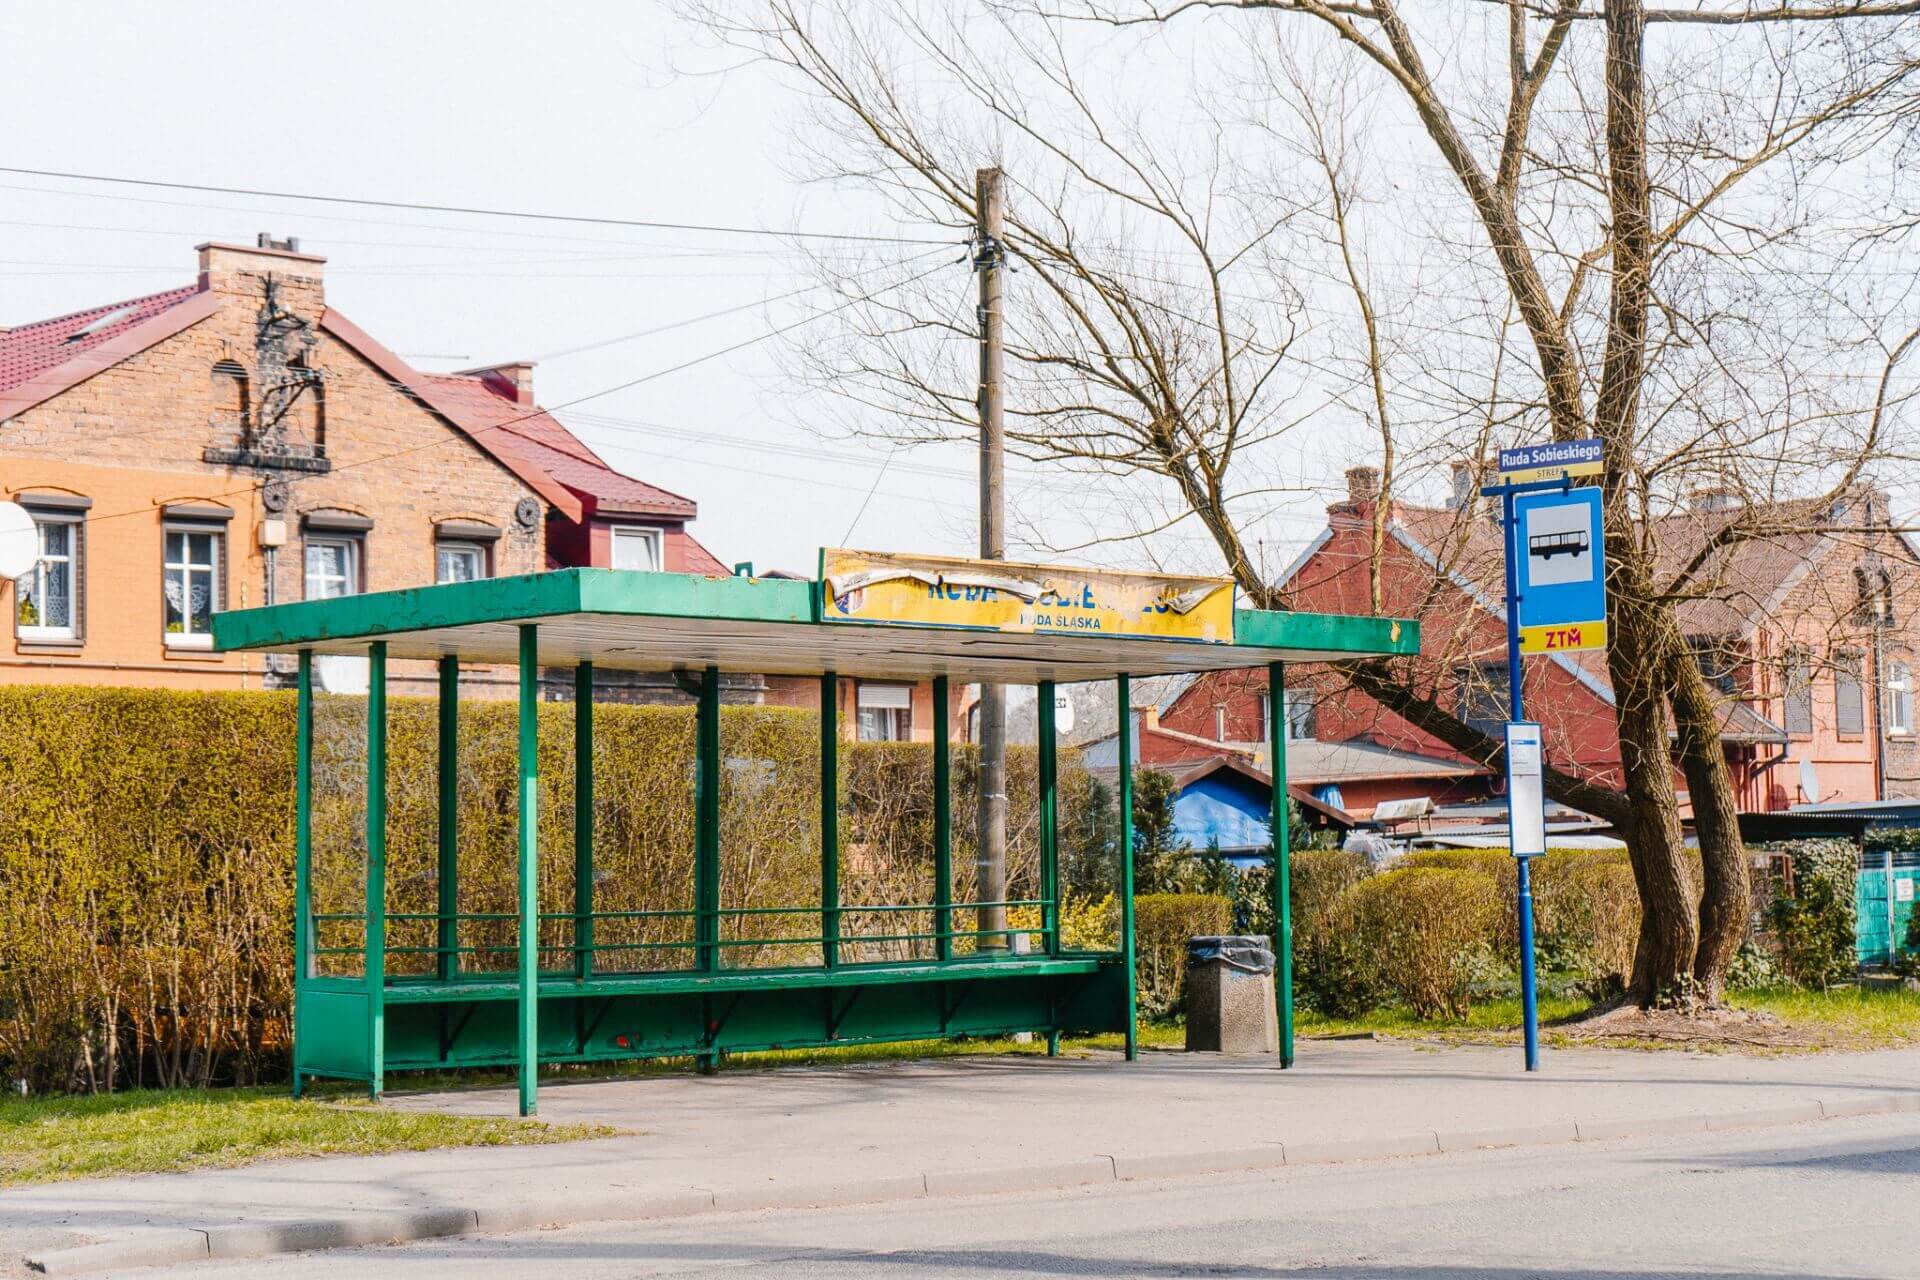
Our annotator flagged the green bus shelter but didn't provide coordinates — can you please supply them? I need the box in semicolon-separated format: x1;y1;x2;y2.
214;566;1416;1115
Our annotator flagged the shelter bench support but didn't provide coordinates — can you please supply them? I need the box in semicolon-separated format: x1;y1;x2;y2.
933;676;952;963
1118;673;1139;1061
437;657;460;984
517;625;540;1116
367;642;388;1101
694;664;721;1073
291;649;314;1099
1268;661;1294;1068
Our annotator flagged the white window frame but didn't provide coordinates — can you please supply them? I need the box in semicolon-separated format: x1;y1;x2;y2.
305;534;360;601
162;523;223;649
1887;661;1914;737
436;540;488;584
609;525;663;573
16;511;80;643
856;681;914;742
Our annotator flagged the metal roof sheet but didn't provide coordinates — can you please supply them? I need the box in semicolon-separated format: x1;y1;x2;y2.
213;568;1419;683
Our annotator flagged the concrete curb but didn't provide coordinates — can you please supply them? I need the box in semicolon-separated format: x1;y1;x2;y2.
24;1089;1918;1276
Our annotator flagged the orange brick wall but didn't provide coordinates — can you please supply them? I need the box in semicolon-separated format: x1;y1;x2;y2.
0;244;547;691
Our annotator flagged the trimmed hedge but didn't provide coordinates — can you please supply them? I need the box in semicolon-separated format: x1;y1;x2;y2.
0;687;1110;1094
1343;868;1503;1019
1134;893;1232;1020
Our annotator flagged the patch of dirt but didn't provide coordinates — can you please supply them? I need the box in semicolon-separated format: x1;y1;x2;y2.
1553;1003;1824;1051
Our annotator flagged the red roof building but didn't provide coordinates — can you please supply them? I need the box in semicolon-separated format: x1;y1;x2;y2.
1163;464;1920;811
0;236;727;692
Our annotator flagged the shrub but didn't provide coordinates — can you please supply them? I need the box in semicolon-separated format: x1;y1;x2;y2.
1765;839;1858;989
1341;868;1502;1019
1133;893;1232;1020
1533;852;1640;985
0;686;1109;1094
1284;851;1378;1016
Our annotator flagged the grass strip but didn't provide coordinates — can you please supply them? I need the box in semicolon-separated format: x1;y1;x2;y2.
0;1087;612;1187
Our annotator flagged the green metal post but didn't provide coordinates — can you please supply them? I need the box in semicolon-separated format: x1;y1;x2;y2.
932;676;952;962
575;663;594;980
516;625;540;1116
1268;661;1294;1068
1038;680;1059;958
437;656;459;983
1039;680;1061;1054
820;672;840;969
695;666;721;972
694;665;721;1073
366;642;387;1100
1117;674;1138;1062
292;650;312;1098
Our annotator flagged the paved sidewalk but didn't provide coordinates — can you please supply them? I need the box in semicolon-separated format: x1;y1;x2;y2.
9;1041;1920;1275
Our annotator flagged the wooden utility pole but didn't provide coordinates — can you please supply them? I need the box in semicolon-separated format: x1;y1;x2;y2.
974;166;1008;950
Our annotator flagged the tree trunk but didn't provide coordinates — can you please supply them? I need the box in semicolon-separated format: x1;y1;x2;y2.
1595;0;1699;1004
1664;628;1752;1003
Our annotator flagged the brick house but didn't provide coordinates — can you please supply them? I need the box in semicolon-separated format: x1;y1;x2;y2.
0;236;726;693
1163;465;1920;811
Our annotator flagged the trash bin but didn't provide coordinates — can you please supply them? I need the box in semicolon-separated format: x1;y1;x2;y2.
1184;935;1278;1055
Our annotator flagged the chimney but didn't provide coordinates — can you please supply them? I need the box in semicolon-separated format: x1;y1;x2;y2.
196;236;325;297
1345;465;1380;506
456;361;536;407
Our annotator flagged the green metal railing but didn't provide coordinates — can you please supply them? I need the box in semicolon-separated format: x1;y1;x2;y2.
296;630;1144;1115
311;900;1057;968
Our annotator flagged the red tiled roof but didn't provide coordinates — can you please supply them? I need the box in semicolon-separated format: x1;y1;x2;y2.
0;281;721;564
419;374;697;519
0;286;199;394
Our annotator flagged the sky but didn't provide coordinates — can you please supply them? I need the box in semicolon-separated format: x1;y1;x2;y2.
0;2;1040;571
2;4;1910;575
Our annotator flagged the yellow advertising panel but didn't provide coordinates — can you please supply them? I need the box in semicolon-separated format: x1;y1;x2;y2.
1517;620;1609;654
820;548;1236;644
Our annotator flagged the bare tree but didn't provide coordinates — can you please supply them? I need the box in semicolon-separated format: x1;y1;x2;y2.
691;0;1920;1005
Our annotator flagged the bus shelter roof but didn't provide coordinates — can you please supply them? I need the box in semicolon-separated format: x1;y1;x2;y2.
214;568;1417;683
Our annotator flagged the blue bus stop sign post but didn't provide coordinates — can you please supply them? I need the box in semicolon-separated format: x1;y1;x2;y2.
1505;722;1546;1071
1483;440;1608;1074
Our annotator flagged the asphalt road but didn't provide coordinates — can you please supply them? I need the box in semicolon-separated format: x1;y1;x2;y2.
111;1112;1920;1279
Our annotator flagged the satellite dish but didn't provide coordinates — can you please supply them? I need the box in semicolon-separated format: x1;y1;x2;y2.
1798;757;1819;805
0;502;38;581
1054;689;1075;737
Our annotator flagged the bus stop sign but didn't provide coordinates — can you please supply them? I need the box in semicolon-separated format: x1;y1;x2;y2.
1512;486;1607;653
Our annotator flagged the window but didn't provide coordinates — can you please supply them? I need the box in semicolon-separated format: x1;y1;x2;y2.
305;536;359;600
1285;690;1317;741
16;512;80;642
1783;648;1813;737
1457;662;1509;735
1261;688;1316;742
1879;570;1898;627
436;542;487;584
1887;661;1913;737
1835;650;1865;737
856;682;913;741
210;360;249;437
163;526;222;648
610;526;662;572
1688;634;1737;696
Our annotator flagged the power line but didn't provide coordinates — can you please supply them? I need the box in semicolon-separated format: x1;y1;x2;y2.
0;166;958;247
74;257;958;529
